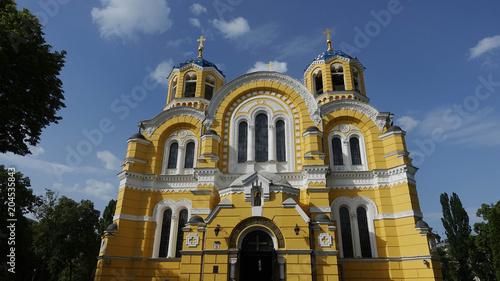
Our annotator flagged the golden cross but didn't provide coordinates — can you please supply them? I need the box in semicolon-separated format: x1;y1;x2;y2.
267;61;274;71
323;28;333;51
197;36;206;59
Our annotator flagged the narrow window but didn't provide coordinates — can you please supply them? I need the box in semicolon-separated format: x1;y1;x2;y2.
175;209;188;257
184;72;197;98
255;114;268;162
313;69;323;96
238;121;248;163
158;209;172;257
352;67;360;92
167;142;179;169
276;120;286;162
350;137;362;165
357;207;372;258
184;142;195;168
170;77;178;100
331;64;345;91
340;207;354;258
205;76;215;100
332;137;344;165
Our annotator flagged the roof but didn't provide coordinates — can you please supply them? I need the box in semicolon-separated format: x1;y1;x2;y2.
176;58;225;77
313;50;353;61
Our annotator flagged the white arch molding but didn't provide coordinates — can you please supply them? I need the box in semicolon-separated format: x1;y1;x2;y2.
152;198;192;258
331;196;378;258
204;71;321;128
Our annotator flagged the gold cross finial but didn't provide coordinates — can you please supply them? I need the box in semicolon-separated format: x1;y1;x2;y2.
323;28;333;51
197;36;206;59
267;61;274;71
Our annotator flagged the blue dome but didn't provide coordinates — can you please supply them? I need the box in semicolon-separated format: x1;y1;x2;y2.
176;58;225;77
313;50;353;61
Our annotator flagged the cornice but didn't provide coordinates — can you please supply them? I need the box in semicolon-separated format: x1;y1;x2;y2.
326;164;418;189
140;106;205;138
204;71;321;127
321;99;391;131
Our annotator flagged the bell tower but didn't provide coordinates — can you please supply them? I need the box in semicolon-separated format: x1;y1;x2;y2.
304;29;368;105
164;36;225;111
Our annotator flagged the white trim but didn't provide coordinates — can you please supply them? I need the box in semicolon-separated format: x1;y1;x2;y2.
151;198;192;258
331;196;378;258
236;226;278;251
228;95;295;173
204;71;321;128
327;125;369;172
140;107;205;138
321;100;391;132
113;213;153;222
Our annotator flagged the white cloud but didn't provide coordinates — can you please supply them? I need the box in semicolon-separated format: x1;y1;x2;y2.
54;179;116;201
28;145;45;157
189;18;201;28
211;17;250;39
190;3;207;15
247;60;288;73
0;152;102;181
396;116;419;132
150;59;174;88
409;106;500;147
96;150;122;171
91;0;172;40
468;35;500;59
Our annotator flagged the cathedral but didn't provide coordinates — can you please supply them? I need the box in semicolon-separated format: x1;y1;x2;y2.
95;31;442;281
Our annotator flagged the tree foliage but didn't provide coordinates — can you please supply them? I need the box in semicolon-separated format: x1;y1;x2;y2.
33;190;101;281
0;0;66;155
0;165;40;281
98;199;116;236
440;192;474;281
474;202;500;280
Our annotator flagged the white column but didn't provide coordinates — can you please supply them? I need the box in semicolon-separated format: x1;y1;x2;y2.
350;212;361;258
229;258;238;281
268;125;276;161
176;145;185;174
167;214;178;258
278;258;286;281
247;125;255;162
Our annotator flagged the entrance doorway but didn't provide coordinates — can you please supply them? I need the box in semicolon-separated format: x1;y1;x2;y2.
239;230;276;281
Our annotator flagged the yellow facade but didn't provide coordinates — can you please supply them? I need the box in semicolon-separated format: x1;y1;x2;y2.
95;37;442;281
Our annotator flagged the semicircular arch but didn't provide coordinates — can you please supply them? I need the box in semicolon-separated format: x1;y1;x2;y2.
229;217;285;249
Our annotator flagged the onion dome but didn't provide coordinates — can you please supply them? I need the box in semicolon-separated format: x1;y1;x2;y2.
176;58;224;77
386;125;404;132
306;126;320;132
128;133;146;140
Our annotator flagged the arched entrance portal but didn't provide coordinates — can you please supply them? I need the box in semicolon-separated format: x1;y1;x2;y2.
239;230;276;281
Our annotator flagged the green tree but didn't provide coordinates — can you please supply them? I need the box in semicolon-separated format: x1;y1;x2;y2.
33;191;100;281
98;199;116;236
474;201;500;280
440;192;474;281
0;0;66;156
0;165;40;281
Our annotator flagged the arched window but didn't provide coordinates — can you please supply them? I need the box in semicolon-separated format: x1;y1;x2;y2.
175;209;188;257
352;67;360;92
158;209;172;258
357;207;372;258
340;207;354;258
332;137;343;165
184;142;195;168
171;77;178;100
313;69;323;96
205;76;215;100
184;72;197;98
238;121;248;163
276;120;286;162
331;64;345;91
350;137;362;165
167;142;179;169
255;114;268;162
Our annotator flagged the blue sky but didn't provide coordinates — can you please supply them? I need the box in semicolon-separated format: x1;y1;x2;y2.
4;0;500;237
